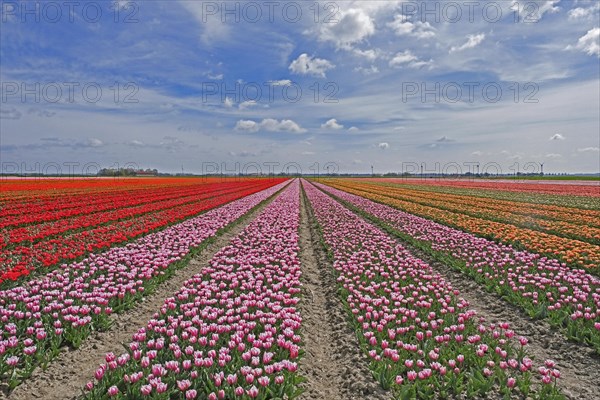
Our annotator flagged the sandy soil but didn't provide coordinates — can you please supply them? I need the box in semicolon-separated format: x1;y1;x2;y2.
296;188;392;400
6;194;280;400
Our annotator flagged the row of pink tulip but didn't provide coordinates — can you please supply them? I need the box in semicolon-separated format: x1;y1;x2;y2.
83;180;303;399
302;180;562;399
0;181;289;390
313;182;600;353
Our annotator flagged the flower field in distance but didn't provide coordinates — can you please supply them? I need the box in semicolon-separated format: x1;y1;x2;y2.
0;178;286;284
322;179;600;271
1;177;599;399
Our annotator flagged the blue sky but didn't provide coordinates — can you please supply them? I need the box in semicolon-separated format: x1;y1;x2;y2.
1;0;599;174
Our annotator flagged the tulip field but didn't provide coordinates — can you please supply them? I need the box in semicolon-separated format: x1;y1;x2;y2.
321;179;600;270
1;177;599;399
0;178;288;284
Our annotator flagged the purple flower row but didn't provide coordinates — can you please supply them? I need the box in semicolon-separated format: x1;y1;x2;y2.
0;181;289;388
302;180;560;398
84;180;302;399
314;182;600;352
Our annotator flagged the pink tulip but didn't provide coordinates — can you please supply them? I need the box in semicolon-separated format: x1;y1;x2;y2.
177;380;191;391
247;386;259;398
140;385;152;396
94;367;105;381
107;386;119;396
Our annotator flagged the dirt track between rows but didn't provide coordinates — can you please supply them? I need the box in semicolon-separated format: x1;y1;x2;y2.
297;187;392;400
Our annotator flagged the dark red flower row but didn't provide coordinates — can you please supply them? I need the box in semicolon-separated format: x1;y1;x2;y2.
0;181;259;248
0;180;251;227
0;179;285;284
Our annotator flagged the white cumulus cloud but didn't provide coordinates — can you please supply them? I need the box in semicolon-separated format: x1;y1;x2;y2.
387;14;435;39
352;48;381;61
568;3;600;20
235;118;306;134
570;28;600;57
389;50;433;69
289;54;335;78
321;118;344;130
235;120;259;132
318;8;375;50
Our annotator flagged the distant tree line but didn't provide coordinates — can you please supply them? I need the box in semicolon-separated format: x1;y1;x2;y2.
97;168;158;177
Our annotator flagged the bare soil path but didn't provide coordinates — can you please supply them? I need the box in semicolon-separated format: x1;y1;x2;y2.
297;188;392;400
